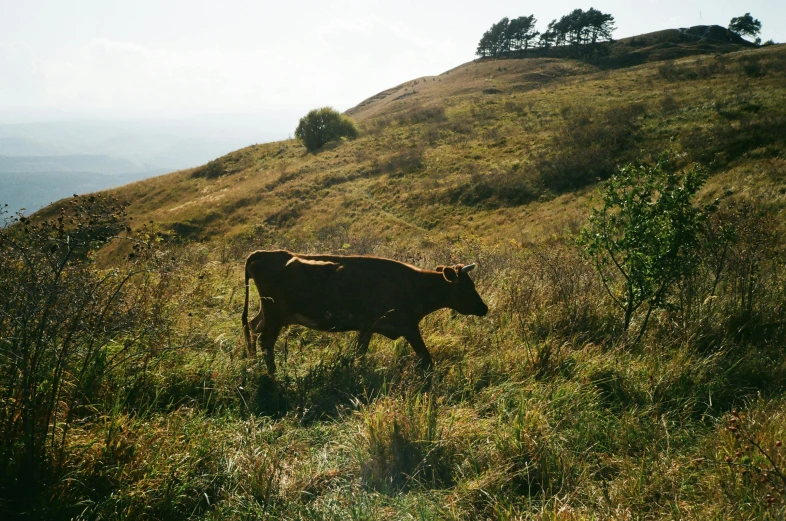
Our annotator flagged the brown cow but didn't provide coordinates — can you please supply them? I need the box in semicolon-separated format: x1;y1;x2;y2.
241;250;488;374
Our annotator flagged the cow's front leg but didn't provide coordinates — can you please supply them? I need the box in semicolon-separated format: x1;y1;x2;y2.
403;327;433;370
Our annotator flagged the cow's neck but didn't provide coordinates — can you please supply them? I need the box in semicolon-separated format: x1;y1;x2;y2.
419;272;453;317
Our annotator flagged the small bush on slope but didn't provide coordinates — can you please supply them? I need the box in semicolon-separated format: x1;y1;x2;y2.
295;107;359;152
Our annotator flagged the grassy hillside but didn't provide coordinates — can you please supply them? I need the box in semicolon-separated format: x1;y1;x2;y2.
86;41;785;252
3;34;786;520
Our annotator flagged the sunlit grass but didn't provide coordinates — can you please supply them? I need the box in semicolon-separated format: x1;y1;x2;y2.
7;41;786;520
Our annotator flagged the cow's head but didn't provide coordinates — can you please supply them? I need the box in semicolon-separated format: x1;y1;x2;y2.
436;263;489;317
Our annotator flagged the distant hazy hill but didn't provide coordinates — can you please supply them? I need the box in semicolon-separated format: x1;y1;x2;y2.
0;114;285;216
0;153;169;217
0;154;145;175
0;136;67;156
0;117;284;169
1;170;167;219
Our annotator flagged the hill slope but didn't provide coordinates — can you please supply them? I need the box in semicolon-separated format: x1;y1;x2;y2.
5;33;786;520
77;39;786;253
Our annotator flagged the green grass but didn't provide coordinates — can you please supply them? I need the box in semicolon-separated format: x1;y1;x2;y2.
4;38;786;519
1;233;780;519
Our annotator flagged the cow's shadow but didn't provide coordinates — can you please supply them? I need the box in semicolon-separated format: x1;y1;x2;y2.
248;341;433;421
250;350;384;421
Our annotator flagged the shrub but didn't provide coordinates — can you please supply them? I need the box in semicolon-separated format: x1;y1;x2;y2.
295;107;358;152
579;159;716;341
0;197;181;498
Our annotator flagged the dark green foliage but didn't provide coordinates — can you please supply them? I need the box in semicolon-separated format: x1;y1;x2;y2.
729;13;762;39
192;158;226;179
552;8;616;48
579;160;716;340
477;9;614;58
477;15;539;57
295;107;358;152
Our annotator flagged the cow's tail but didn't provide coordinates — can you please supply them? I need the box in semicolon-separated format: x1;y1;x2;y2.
241;258;254;356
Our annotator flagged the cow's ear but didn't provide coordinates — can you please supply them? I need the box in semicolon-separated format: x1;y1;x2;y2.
442;266;458;282
435;266;445;273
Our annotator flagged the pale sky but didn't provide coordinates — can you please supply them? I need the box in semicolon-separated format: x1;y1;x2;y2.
1;0;784;130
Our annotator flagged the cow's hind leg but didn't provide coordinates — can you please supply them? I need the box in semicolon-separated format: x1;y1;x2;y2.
355;330;373;357
260;322;282;375
246;310;265;357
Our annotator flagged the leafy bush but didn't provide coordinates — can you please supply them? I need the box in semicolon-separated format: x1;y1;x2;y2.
295;107;358;152
579;160;716;341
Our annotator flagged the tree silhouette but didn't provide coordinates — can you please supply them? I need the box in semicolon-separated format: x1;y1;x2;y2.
476;15;539;57
476;30;494;57
586;8;616;44
489;17;511;56
539;20;558;49
729;13;762;39
476;9;615;59
509;15;539;53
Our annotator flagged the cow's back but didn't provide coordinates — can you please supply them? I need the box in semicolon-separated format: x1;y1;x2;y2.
300;254;424;320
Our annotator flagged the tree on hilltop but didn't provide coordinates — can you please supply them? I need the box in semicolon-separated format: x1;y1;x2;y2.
476;15;538;57
539;20;558;48
551;8;615;51
729;13;762;40
295;107;358;152
585;8;616;44
489;17;511;56
477;9;615;58
509;15;539;52
476;29;494;57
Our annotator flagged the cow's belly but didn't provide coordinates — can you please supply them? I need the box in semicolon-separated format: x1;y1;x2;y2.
286;311;370;332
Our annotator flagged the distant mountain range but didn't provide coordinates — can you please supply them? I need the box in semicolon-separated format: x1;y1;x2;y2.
0;115;287;217
0;154;148;175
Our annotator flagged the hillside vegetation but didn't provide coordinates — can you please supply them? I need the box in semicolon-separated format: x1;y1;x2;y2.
2;33;786;519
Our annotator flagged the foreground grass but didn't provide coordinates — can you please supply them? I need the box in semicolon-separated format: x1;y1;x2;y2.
4;236;781;520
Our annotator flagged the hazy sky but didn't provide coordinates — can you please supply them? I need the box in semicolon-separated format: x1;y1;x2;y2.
1;0;784;129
